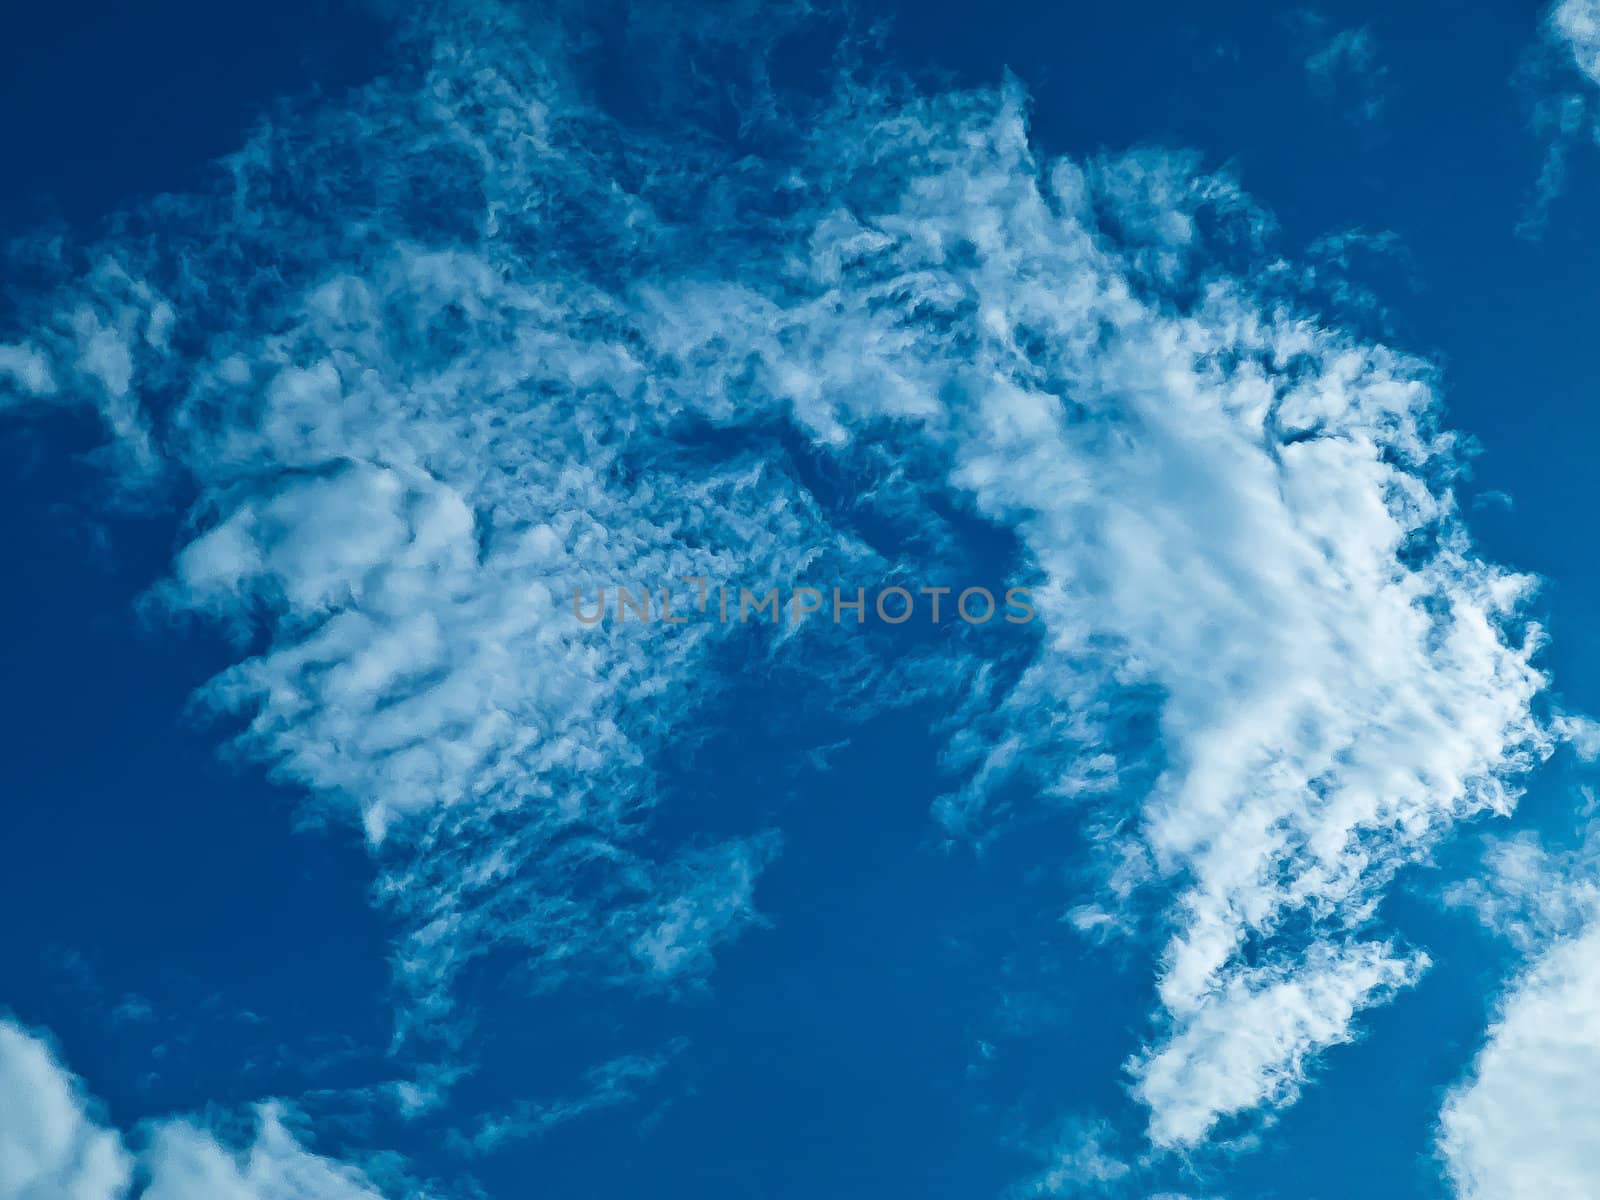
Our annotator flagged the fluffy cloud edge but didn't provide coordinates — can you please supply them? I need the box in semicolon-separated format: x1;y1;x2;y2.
0;1015;409;1200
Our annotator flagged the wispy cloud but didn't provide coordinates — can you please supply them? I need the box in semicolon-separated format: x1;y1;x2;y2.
1013;1119;1131;1196
651;90;1551;1147
0;0;1572;1176
451;1040;685;1156
1133;941;1426;1146
1443;814;1600;953
1011;1116;1225;1199
1291;13;1389;123
5;9;873;1073
1516;0;1600;235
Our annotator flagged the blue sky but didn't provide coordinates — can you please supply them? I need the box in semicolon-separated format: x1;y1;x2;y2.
3;2;1600;1198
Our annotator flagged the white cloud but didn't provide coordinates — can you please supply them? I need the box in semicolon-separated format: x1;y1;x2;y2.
11;53;867;1051
1132;941;1424;1146
0;2;1558;1158
1549;712;1600;760
452;1039;684;1156
1014;1120;1131;1196
637;87;1546;1145
1553;0;1600;84
1436;798;1600;1198
1300;21;1387;123
0;1018;397;1200
139;1109;387;1200
1012;1117;1228;1199
0;342;56;399
1439;920;1600;1199
1443;821;1600;952
0;1021;130;1200
626;835;781;984
1518;0;1600;232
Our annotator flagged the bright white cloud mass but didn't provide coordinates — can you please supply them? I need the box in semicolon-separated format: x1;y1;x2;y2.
0;1022;130;1200
0;0;1592;1194
1436;809;1600;1198
1439;917;1600;1200
0;1018;397;1200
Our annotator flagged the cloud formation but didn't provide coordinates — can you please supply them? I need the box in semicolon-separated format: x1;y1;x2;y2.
1439;921;1600;1199
638;88;1548;1145
0;1018;398;1200
1437;800;1600;1199
0;0;1564;1167
0;1022;131;1200
1297;18;1388;123
1518;0;1600;233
